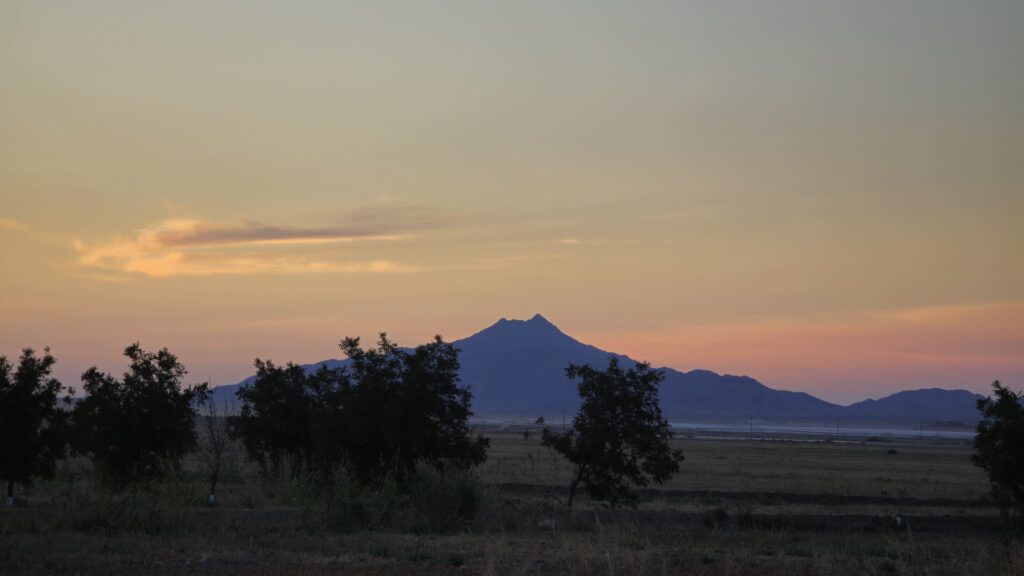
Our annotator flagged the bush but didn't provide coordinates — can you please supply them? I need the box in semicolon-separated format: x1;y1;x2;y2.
329;464;481;533
57;477;200;534
331;475;402;531
405;465;480;533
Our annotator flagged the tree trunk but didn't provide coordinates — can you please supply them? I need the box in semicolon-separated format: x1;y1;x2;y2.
208;468;219;507
567;469;583;510
7;480;13;508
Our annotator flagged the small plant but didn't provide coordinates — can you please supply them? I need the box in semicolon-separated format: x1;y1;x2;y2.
332;475;402;530
194;398;237;506
58;477;200;534
405;464;480;533
329;464;482;533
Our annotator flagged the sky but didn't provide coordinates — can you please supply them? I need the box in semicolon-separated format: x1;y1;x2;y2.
1;0;1021;404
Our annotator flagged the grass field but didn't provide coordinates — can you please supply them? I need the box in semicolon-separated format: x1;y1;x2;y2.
2;429;1020;575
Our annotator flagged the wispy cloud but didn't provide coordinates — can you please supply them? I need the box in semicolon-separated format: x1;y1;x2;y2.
138;220;403;248
441;253;569;272
554;238;615;247
0;217;27;231
74;217;422;278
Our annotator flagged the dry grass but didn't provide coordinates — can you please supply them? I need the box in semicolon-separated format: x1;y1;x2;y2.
479;431;987;500
1;430;1014;575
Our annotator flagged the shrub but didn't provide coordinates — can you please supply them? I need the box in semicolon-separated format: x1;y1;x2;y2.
329;464;482;533
58;477;199;534
405;465;480;533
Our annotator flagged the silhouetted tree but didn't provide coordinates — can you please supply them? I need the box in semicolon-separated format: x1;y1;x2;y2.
340;334;489;485
542;358;684;508
973;381;1024;524
233;334;489;487
232;360;327;477
0;348;69;507
72;344;208;486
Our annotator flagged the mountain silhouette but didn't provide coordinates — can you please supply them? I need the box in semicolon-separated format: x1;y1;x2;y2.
453;314;627;415
211;314;984;426
843;388;983;426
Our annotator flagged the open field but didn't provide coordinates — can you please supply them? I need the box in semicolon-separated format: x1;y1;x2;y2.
2;430;1020;575
480;429;989;501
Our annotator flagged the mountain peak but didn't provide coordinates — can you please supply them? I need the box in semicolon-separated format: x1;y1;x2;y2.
459;313;575;347
527;313;554;326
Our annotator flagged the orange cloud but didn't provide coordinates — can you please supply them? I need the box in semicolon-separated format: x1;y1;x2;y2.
0;217;27;231
74;218;419;278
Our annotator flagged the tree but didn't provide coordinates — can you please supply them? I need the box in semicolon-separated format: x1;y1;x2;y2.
232;359;309;476
973;381;1024;522
195;398;239;506
232;360;347;480
341;334;489;485
542;358;684;509
233;334;489;487
0;348;69;507
72;344;208;486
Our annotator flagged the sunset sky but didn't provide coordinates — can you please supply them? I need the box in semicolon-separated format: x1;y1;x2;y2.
1;1;1020;404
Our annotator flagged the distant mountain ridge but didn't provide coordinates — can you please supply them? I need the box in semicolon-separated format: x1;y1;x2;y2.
211;314;985;427
842;388;984;425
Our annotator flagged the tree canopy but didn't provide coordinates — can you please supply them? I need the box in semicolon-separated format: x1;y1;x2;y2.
0;348;69;504
233;334;488;487
232;359;346;479
72;344;208;486
973;380;1024;521
542;358;684;508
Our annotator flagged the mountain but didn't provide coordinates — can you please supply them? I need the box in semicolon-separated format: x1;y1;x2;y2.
842;388;984;426
210;314;983;426
657;370;842;422
454;314;843;421
452;314;630;416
